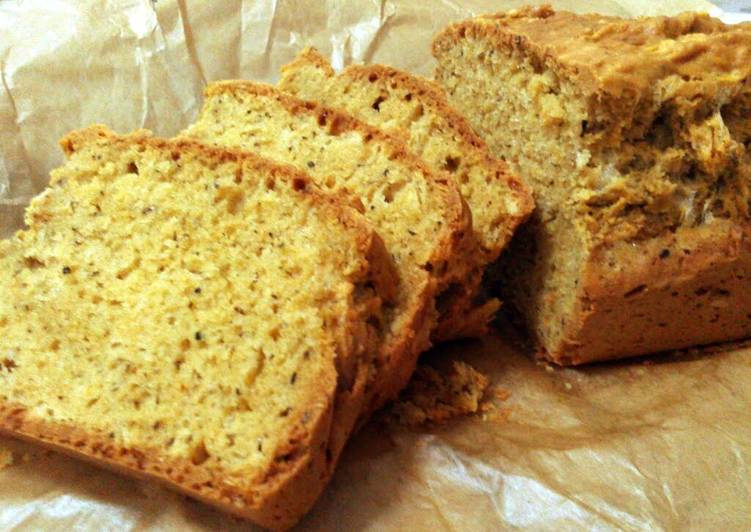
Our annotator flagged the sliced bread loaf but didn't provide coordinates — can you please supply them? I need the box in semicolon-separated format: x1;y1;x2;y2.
0;126;397;529
432;7;751;363
279;47;534;340
182;82;471;416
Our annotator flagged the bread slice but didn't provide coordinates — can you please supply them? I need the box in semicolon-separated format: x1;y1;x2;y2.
0;125;397;529
433;7;751;364
182;82;471;417
279;47;534;340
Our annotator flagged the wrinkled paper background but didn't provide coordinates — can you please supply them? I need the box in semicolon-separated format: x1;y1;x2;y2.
1;0;750;530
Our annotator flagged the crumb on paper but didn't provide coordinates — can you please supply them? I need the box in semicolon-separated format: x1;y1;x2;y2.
389;360;490;426
493;386;511;401
480;385;513;422
482;406;513;423
0;447;14;470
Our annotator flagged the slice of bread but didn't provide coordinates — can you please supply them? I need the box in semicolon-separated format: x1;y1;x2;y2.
279;47;534;340
0;125;397;530
182;82;471;417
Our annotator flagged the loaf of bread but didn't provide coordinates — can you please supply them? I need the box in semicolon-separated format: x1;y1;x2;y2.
433;7;751;364
182;82;471;416
279;47;534;341
0;126;398;529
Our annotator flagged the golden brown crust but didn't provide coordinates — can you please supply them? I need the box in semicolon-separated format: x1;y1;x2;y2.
284;46;336;77
433;7;751;363
0;400;332;530
547;219;751;365
4;125;398;530
433;6;751;100
202;81;473;415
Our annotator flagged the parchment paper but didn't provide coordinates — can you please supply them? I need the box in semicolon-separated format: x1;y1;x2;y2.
1;1;749;530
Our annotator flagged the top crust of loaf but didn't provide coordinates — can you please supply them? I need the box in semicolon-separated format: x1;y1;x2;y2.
433;5;751;99
432;7;751;364
0;126;397;530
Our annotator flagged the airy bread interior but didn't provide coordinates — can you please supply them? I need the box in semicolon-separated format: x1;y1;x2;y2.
279;48;534;339
183;82;470;415
0;126;392;528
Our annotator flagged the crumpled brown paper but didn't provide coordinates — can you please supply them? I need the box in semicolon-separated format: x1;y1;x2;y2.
2;0;749;530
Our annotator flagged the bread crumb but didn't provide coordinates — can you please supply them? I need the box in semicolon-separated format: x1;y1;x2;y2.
482;404;514;423
493;386;511;401
0;447;14;470
389;361;489;426
479;385;513;422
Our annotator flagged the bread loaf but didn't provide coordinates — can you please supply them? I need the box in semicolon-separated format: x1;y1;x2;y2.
279;47;534;340
0;126;397;529
183;81;471;417
433;7;751;364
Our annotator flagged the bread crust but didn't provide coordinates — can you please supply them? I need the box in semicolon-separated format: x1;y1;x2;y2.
432;6;751;101
549;219;751;365
198;82;473;416
433;7;751;364
280;48;535;340
1;126;398;530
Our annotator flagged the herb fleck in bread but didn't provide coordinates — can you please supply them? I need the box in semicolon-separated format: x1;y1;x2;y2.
0;125;397;530
183;82;471;416
279;47;534;340
433;7;751;364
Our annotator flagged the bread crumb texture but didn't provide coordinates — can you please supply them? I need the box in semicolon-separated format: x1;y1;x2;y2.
279;48;534;340
389;361;489;426
0;126;389;528
184;82;470;413
280;46;532;259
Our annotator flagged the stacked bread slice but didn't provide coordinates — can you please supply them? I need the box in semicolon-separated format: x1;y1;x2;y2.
0;47;530;529
182;81;471;420
279;47;534;340
0;126;397;529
